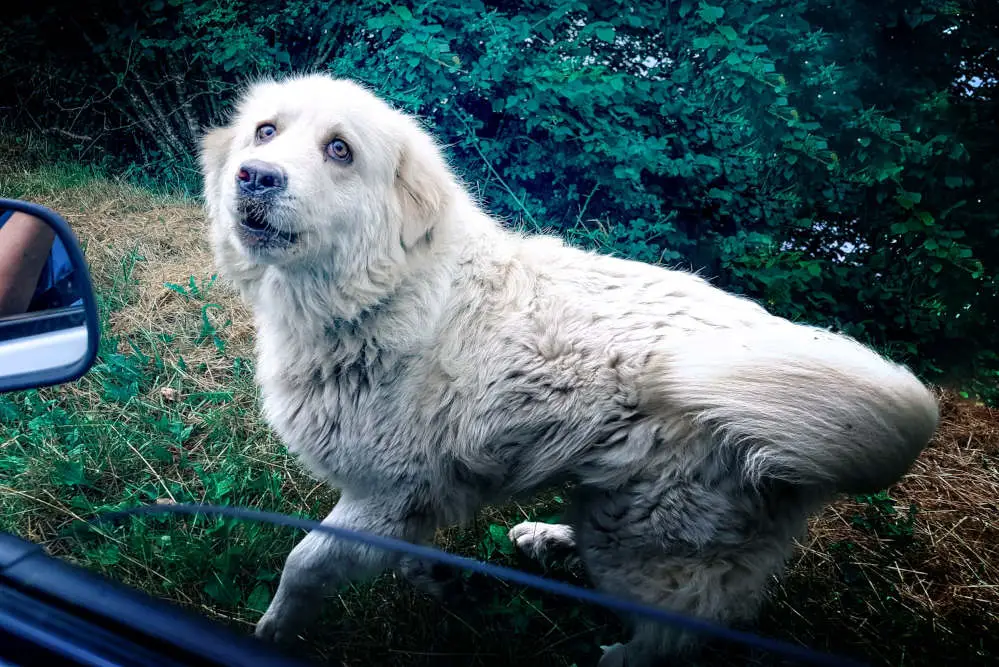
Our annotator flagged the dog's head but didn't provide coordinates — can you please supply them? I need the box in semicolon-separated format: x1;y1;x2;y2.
199;75;454;281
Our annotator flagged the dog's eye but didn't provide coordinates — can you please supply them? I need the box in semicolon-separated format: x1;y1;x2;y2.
326;139;352;163
256;124;277;143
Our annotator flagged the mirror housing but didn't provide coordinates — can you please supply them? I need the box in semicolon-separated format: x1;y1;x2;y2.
0;198;100;393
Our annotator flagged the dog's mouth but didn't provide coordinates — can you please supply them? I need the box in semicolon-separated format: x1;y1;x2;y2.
236;204;297;249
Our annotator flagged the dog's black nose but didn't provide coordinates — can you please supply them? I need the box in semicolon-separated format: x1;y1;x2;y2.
237;160;286;196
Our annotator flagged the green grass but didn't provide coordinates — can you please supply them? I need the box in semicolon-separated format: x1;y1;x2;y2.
1;164;996;666
0;315;608;664
0;162;106;198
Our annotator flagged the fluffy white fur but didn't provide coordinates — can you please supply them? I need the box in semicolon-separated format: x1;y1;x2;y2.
199;74;940;666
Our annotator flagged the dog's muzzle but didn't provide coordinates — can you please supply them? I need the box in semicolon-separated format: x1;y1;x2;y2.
234;160;297;249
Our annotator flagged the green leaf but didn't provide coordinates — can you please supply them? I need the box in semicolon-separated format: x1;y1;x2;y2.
717;25;737;41
944;176;963;188
595;26;616;43
247;584;272;614
0;397;21;422
487;523;515;555
613;165;640;180
53;460;88;487
204;574;242;607
806;262;822;277
708;187;733;202
149;445;176;464
85;544;120;566
697;3;725;24
164;282;189;298
392;5;413;21
896;191;921;210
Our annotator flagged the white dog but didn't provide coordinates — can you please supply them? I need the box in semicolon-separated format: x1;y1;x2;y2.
199;74;939;666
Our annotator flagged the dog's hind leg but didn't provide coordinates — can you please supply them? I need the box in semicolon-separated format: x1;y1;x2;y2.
255;491;436;642
574;482;795;667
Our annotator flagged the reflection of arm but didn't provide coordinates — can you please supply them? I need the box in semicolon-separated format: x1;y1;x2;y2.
0;212;55;316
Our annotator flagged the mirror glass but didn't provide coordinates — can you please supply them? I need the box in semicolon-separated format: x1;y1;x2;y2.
0;207;91;381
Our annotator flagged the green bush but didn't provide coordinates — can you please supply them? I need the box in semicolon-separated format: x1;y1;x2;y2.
2;0;996;400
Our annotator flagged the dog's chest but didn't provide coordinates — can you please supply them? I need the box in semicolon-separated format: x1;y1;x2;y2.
256;338;418;489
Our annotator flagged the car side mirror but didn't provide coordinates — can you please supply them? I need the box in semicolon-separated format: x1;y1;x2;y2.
0;199;100;393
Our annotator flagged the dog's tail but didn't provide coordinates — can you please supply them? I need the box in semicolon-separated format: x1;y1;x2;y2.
644;325;939;494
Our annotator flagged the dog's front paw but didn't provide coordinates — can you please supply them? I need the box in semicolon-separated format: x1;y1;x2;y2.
597;643;629;667
399;557;465;601
254;599;311;644
255;608;298;644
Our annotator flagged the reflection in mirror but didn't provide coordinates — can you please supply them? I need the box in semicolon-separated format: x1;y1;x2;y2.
0;208;89;377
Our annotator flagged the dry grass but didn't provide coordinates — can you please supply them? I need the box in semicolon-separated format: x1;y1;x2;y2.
819;393;999;615
753;389;999;664
812;398;989;653
3;167;998;665
8;167;255;374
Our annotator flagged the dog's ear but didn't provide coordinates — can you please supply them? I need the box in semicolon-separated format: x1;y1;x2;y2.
199;126;235;182
395;126;452;250
199;126;236;223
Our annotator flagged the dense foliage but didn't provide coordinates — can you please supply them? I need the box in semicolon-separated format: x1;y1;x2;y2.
2;0;996;400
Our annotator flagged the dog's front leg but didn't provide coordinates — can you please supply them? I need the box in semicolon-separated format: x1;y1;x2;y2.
255;491;434;642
